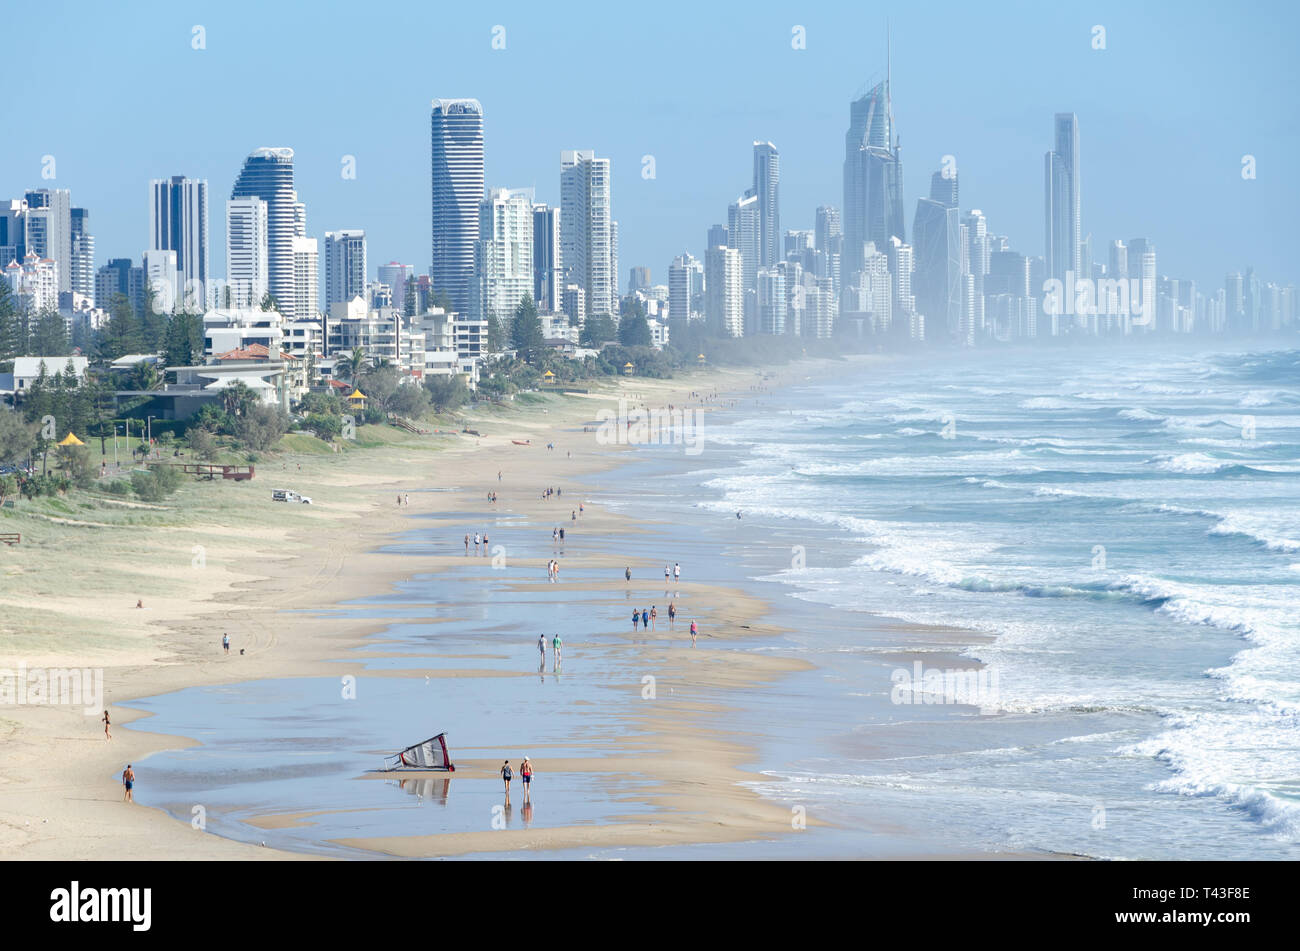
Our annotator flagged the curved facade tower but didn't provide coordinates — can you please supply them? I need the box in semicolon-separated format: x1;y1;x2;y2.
230;147;298;311
430;99;484;314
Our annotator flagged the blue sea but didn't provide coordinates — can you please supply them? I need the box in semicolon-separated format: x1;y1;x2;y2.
614;344;1300;859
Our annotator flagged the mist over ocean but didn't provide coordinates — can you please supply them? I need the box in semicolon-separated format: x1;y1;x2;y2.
680;346;1300;858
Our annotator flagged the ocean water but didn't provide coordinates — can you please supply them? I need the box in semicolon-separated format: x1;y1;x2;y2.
622;344;1300;859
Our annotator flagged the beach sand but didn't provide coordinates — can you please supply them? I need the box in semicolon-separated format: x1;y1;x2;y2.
0;364;841;860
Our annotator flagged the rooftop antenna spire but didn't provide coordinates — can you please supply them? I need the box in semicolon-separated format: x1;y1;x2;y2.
886;20;895;148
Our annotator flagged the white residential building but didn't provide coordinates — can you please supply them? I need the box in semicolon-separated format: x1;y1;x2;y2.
560;150;616;316
473;187;534;324
225;196;269;308
2;252;58;313
290;236;319;321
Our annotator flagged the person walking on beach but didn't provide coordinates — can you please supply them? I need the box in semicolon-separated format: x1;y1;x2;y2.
650;606;657;630
632;609;640;631
501;760;513;796
222;633;230;655
538;634;546;664
102;709;111;740
690;619;698;647
641;608;649;630
465;533;470;555
668;602;676;628
482;532;489;555
122;764;135;802
664;565;670;586
520;757;533;802
474;532;481;554
553;526;559;548
674;563;680;583
552;634;562;665
559;527;565;544
625;566;631;583
404;494;410;507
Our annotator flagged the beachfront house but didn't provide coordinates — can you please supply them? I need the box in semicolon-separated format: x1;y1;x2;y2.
8;356;90;397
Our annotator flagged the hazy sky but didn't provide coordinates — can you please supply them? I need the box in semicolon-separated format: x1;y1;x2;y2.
6;0;1297;294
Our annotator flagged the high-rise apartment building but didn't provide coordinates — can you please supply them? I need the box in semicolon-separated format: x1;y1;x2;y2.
1044;113;1081;283
230;148;300;312
150;176;210;310
430;99;484;314
225;196;269;308
560;150;616;316
324;230;367;315
472;187;534;324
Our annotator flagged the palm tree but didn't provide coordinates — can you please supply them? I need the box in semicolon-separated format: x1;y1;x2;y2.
339;347;367;383
221;379;257;418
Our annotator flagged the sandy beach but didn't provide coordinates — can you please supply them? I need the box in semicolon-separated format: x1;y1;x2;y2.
0;364;840;860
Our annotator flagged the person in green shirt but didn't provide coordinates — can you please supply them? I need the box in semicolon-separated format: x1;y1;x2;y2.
552;634;562;664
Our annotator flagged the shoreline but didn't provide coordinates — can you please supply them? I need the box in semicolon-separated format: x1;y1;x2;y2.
0;360;863;860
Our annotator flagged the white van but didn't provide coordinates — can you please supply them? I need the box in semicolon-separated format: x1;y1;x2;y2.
272;489;312;504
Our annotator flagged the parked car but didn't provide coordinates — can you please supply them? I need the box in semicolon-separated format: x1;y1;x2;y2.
271;489;312;504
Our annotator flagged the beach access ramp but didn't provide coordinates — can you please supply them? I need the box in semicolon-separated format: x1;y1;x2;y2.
382;732;456;771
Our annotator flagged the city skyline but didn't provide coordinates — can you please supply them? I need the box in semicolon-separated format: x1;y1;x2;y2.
2;1;1294;301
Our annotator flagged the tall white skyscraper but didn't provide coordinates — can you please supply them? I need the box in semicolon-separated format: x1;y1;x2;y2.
560;150;616;317
705;244;743;338
24;188;72;294
756;266;787;335
753;142;780;271
472;187;534;324
727;191;760;294
1044;113;1081;283
150;176;210;310
430;99;484;313
324;230;367;315
225;196;269;308
291;237;319;321
69;207;95;302
230;148;300;312
668;252;704;323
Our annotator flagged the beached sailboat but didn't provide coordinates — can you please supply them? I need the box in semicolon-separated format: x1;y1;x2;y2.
382;732;456;771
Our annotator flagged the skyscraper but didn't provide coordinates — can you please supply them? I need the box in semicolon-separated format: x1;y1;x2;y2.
727;191;760;296
225;196;269;308
532;203;562;312
291;237;319;321
324;230;367;314
150;176;210;311
1044;113;1081;284
668;253;704;324
69;207;94;302
378;262;414;315
24;188;72;294
912;196;962;343
560;150;616;317
430;99;484;313
472;187;534;325
230;148;300;312
843;78;905;291
753;142;780;271
705;244;743;338
930;168;959;208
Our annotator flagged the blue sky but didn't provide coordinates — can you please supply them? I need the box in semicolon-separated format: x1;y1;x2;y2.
5;0;1297;294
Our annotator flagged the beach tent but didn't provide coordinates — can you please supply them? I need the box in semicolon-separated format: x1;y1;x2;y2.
57;433;85;446
383;732;456;771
